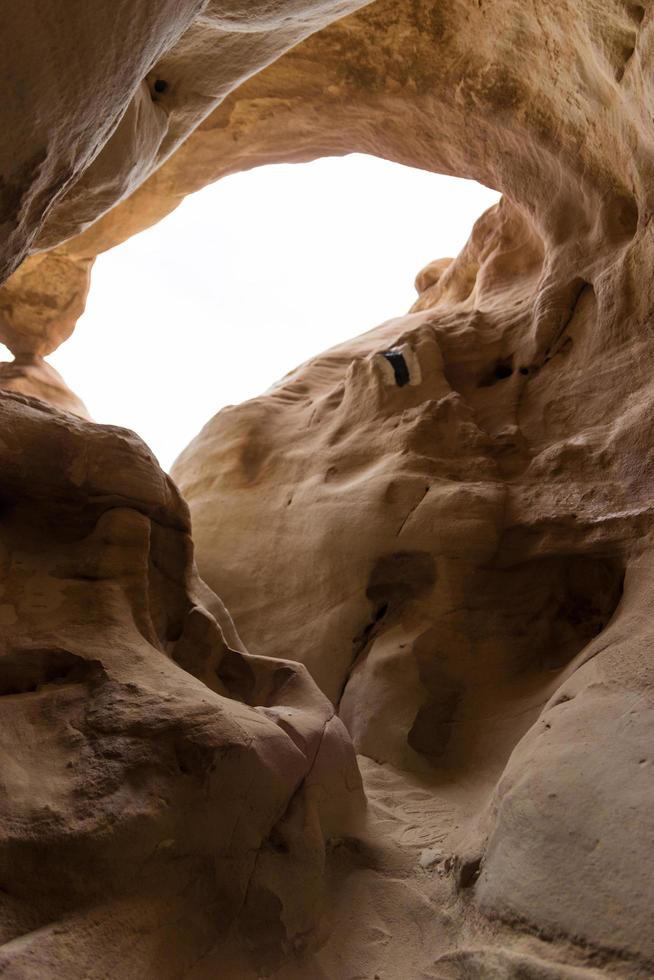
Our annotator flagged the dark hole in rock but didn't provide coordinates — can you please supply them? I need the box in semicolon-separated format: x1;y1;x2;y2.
382;349;410;387
153;79;168;94
456;855;482;889
479;359;514;386
0;648;100;696
519;366;529;375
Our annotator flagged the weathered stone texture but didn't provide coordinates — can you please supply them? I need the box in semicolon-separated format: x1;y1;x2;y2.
1;1;654;977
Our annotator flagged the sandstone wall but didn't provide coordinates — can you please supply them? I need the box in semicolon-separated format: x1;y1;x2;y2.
1;1;653;977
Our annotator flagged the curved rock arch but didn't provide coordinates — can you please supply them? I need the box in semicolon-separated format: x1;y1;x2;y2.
0;0;646;358
0;2;653;977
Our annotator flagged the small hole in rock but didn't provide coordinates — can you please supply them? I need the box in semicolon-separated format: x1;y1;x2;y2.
456;855;482;889
382;349;410;387
154;79;168;94
479;359;514;386
519;366;529;375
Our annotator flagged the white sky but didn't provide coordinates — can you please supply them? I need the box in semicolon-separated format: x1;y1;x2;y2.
43;154;499;471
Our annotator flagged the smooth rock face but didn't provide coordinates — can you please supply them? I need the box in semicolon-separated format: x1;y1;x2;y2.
1;0;654;977
0;357;90;418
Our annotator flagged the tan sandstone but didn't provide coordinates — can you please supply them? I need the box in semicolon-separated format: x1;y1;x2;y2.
0;0;653;978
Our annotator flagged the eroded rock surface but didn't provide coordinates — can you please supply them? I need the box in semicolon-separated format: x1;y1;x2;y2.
2;0;647;357
0;0;370;347
0;392;363;978
1;0;654;977
174;195;654;977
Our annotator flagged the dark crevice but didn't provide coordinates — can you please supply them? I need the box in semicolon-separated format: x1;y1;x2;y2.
382;349;410;387
396;486;430;536
0;649;102;696
338;551;438;710
478;358;514;387
456;855;482;889
336;601;389;708
355;601;388;650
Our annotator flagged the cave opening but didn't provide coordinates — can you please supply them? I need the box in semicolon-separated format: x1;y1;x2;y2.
7;154;499;470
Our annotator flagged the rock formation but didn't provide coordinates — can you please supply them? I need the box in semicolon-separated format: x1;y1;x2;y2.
173;194;654;976
0;390;363;978
1;0;654;977
0;357;90;418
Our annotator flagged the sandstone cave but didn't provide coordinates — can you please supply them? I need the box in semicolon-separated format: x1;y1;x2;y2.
0;2;652;978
